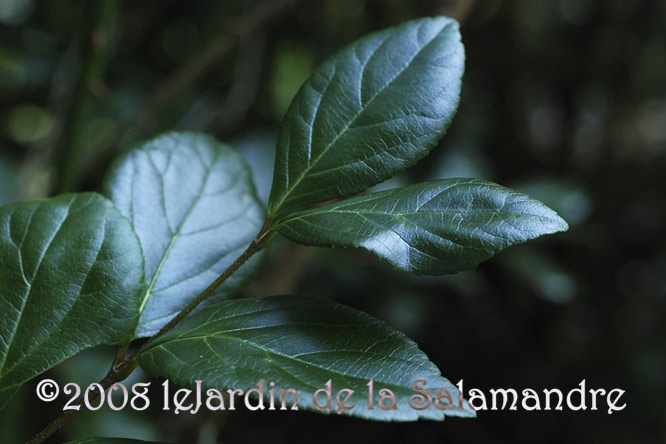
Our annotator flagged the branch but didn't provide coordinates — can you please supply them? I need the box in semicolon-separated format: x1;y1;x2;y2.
80;0;298;186
25;224;276;444
52;0;119;194
209;26;267;134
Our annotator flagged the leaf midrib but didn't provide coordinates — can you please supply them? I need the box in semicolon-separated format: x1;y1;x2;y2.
137;146;221;317
283;207;561;223
270;23;445;215
1;197;109;380
150;329;440;391
0;200;71;377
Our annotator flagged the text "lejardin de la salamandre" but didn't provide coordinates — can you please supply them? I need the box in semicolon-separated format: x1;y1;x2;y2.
161;379;626;415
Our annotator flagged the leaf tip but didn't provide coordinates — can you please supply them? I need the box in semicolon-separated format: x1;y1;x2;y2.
537;204;570;236
553;214;570;233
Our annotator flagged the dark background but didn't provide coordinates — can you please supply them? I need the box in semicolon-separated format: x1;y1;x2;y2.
0;0;664;443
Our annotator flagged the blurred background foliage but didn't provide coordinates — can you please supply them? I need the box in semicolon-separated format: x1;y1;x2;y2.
1;0;664;443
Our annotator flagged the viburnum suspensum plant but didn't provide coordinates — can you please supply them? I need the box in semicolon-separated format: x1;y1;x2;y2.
0;17;568;444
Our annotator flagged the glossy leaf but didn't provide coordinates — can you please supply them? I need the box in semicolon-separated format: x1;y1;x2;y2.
0;193;143;409
137;296;474;421
275;179;569;275
268;17;465;216
103;131;265;337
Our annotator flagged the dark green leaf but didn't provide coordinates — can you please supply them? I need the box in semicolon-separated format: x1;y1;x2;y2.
268;17;465;216
0;193;143;409
275;179;569;275
103;131;265;337
137;296;474;421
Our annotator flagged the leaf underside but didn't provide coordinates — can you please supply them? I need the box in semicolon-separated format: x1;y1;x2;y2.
268;16;465;217
137;295;475;421
0;193;144;409
275;179;569;275
104;131;265;337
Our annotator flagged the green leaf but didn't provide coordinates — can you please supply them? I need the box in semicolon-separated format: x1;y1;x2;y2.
267;17;465;217
103;131;265;337
0;193;143;409
137;296;474;421
274;179;569;275
65;439;170;444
